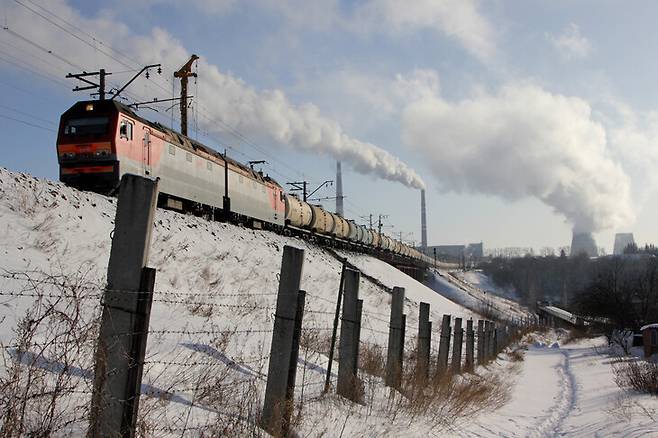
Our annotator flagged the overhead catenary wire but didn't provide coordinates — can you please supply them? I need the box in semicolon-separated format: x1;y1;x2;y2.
9;0;341;195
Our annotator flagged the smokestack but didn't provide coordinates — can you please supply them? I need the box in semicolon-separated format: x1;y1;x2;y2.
421;189;427;249
570;232;598;257
336;161;344;216
613;233;635;255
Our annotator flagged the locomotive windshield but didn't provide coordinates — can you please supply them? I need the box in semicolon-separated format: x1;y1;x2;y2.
63;116;110;136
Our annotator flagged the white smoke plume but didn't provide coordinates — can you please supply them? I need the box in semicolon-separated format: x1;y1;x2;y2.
402;83;635;233
2;0;425;190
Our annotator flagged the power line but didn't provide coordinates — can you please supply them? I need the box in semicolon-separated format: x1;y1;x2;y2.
0;103;57;126
16;0;176;96
12;0;135;72
2;26;84;70
0;113;55;132
0;52;69;87
14;0;309;183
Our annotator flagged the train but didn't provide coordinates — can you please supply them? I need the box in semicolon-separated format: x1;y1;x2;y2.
56;99;433;265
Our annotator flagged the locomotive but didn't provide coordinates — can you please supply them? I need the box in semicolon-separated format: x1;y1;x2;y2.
56;99;431;264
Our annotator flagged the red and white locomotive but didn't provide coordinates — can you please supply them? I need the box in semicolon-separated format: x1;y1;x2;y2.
56;99;428;263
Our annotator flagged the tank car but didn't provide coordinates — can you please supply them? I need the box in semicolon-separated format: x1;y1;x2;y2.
284;194;312;228
309;205;335;234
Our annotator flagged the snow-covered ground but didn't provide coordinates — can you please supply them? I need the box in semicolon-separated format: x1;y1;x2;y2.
0;168;480;435
426;269;532;321
455;270;520;302
463;331;658;437
2;167;656;437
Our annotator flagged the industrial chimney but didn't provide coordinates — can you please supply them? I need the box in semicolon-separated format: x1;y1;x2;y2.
336;161;344;217
420;189;427;250
570;232;598;257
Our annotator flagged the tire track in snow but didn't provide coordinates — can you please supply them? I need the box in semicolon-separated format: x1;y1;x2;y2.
534;349;577;437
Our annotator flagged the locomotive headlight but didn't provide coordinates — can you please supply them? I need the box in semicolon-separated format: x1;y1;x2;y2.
85;103;94;111
94;149;110;157
63;152;75;159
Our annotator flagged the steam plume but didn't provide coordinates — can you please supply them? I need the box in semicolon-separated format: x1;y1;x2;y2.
4;0;425;190
402;84;634;232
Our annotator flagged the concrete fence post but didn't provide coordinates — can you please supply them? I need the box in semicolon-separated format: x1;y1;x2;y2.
477;320;485;365
417;302;431;379
437;315;451;375
337;269;361;400
399;314;406;381
451;318;463;374
482;321;491;363
88;174;159;438
283;290;306;436
385;287;405;389
488;321;495;361
261;246;305;436
493;327;499;356
465;319;475;372
486;321;493;362
353;299;363;376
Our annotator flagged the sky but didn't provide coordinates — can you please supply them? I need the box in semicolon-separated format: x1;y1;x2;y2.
1;0;658;253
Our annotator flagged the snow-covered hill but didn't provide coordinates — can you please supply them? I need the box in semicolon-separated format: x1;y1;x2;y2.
425;269;532;321
0;168;479;436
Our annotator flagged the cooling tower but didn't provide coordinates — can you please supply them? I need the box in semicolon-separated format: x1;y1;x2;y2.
420;189;427;250
570;232;598;257
613;233;635;255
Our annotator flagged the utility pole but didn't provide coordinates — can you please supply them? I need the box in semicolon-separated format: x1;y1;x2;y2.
66;69;111;100
377;214;388;236
287;180;333;203
112;64;161;101
360;214;374;229
174;54;199;136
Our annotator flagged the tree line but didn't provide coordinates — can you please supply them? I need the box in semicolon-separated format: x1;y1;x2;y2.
481;245;658;330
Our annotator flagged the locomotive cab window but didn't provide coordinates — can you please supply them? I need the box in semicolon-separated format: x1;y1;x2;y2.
64;116;109;136
119;120;133;140
280;191;284;201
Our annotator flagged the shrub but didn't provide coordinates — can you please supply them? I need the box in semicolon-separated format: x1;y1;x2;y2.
613;359;658;395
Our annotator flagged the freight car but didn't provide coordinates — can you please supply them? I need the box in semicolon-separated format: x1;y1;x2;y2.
56;100;432;265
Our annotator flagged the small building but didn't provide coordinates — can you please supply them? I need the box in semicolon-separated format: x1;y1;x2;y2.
640;324;658;358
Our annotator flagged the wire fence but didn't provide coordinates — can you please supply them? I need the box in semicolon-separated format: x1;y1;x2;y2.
0;250;528;437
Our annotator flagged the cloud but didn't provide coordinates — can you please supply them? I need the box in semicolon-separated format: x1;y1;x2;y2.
547;23;592;59
165;0;495;63
402;83;634;233
353;0;496;63
2;0;425;189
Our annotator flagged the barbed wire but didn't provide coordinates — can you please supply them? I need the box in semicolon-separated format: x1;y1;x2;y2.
0;290;101;300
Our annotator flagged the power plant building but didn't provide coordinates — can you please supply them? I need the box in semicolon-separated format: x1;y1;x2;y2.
423;243;484;261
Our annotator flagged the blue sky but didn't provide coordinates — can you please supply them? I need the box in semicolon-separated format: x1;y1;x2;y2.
2;0;658;253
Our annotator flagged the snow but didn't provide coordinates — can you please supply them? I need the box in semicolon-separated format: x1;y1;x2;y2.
455;269;520;301
0;168;477;435
2;167;657;437
427;269;533;321
462;332;658;437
